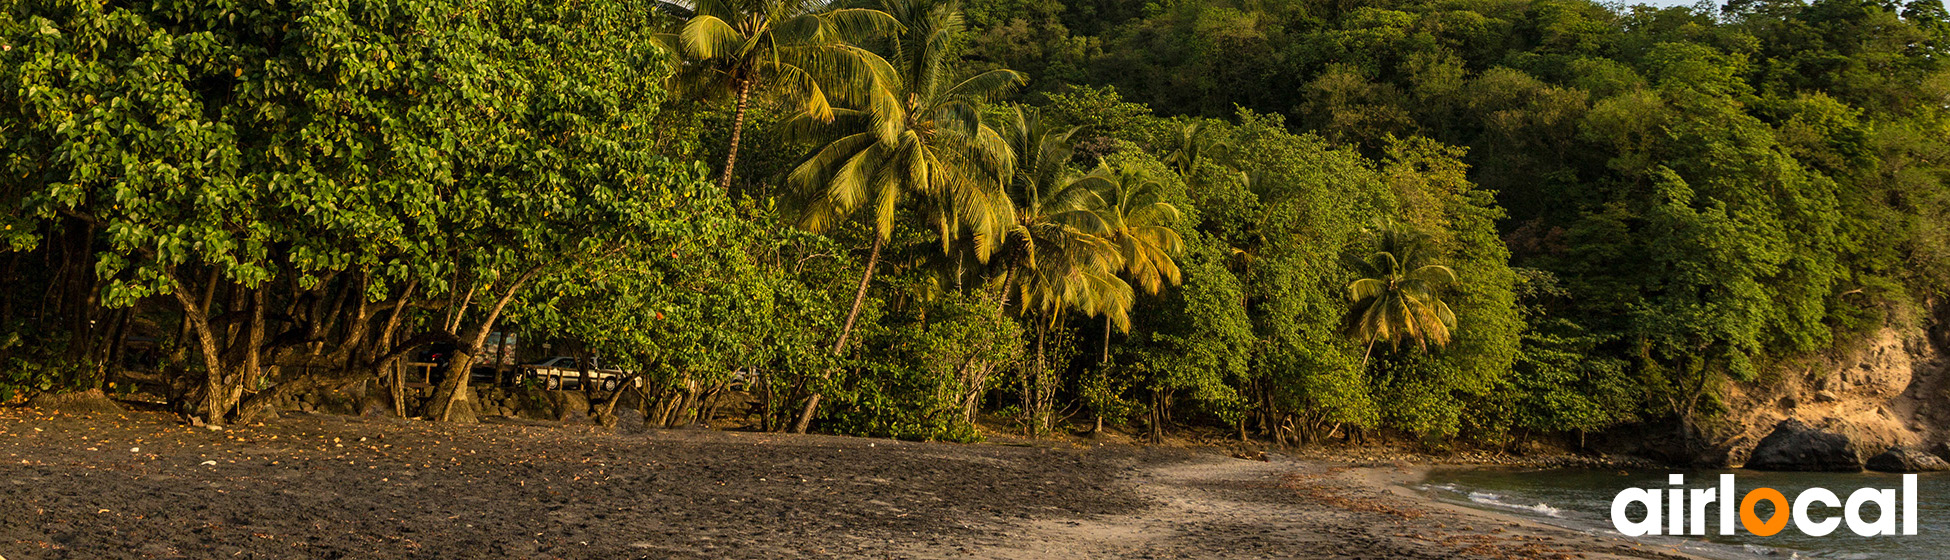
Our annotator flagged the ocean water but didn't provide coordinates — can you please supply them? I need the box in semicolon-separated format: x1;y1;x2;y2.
1419;468;1950;559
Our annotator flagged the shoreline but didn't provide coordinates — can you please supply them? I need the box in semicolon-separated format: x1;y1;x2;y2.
1350;463;1725;560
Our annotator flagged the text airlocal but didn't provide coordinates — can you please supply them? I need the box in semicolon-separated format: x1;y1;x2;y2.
1612;474;1918;537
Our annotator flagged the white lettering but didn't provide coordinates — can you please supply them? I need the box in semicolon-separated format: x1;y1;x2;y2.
1612;487;1662;537
1794;488;1842;537
1719;474;1736;536
1669;474;1685;535
1845;488;1897;537
1689;487;1717;536
1906;474;1918;535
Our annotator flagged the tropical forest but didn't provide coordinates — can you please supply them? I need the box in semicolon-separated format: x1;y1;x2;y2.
5;0;1950;458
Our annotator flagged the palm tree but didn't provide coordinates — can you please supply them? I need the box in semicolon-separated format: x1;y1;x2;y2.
658;0;901;189
989;107;1129;329
1162;120;1227;178
1343;227;1458;374
785;0;1023;432
1087;167;1183;296
1075;165;1183;364
988;106;1074;300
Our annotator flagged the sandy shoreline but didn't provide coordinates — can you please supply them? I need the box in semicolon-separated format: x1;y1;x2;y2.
1;405;1711;559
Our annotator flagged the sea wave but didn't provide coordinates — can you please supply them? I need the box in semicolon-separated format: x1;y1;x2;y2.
1465;490;1565;518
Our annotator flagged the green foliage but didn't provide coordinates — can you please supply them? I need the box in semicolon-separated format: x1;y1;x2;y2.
0;333;83;402
822;293;1021;441
8;0;1950;448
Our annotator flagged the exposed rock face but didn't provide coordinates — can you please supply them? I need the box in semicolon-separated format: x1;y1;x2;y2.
1866;445;1950;472
1744;419;1863;472
1709;311;1950;470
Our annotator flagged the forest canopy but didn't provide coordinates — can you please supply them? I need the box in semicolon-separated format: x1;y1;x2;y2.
4;0;1947;451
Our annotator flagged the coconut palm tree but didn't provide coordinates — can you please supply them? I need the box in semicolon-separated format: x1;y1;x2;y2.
1343;227;1458;373
1074;165;1183;364
988;107;1129;328
1086;167;1183;296
785;0;1022;432
1162;120;1227;178
658;0;901;189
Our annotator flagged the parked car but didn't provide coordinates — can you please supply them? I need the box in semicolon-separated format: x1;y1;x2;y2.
519;356;638;391
418;342;503;385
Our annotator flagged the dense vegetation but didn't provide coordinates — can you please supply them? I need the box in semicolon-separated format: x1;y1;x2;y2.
4;0;1947;452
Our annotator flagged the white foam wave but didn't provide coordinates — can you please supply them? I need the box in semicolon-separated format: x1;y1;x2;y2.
1466;491;1564;518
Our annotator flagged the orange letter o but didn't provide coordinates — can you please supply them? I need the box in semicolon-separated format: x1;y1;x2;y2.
1741;488;1790;536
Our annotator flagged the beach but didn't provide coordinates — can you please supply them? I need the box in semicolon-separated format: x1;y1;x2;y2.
0;406;1704;559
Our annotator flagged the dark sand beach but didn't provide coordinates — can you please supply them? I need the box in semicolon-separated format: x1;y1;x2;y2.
0;406;1703;560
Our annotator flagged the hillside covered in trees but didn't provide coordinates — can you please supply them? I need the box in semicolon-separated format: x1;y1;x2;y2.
3;0;1948;454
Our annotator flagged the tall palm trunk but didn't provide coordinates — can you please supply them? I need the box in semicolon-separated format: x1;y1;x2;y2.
721;77;753;190
1101;316;1112;364
1095;316;1111;433
1358;338;1377;375
793;235;886;433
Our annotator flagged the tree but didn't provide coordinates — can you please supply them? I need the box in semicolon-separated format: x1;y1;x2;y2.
658;0;901;189
1077;164;1183;364
785;0;1022;432
1162;120;1227;178
1343;227;1459;373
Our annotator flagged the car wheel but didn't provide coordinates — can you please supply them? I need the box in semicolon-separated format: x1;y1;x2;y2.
601;378;619;392
546;375;561;390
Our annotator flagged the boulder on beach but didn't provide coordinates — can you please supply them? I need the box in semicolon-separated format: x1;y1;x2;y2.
1743;419;1863;472
1866;446;1950;473
551;390;591;424
27;389;126;416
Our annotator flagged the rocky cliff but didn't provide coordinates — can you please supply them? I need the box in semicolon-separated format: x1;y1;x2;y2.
1711;301;1950;467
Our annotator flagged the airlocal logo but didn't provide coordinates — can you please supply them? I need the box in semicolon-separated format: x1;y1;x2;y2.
1611;474;1919;537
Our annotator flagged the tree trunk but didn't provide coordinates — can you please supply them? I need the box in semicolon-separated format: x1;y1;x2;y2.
575;346;592;394
493;333;511;386
1358;338;1376;375
793;234;885;434
238;287;265;407
1101;316;1112;364
1149;389;1164;444
168;271;233;424
1034;316;1048;436
721;77;753;191
430;268;543;422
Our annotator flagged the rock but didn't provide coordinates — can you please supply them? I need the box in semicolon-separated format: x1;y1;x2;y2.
1744;419;1863;472
551;390;591;423
1813;391;1839;403
244;405;280;422
1779;395;1797;409
1929;442;1950;462
359;395;396;418
316;393;358;416
1866;446;1950;473
27;389;125;416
